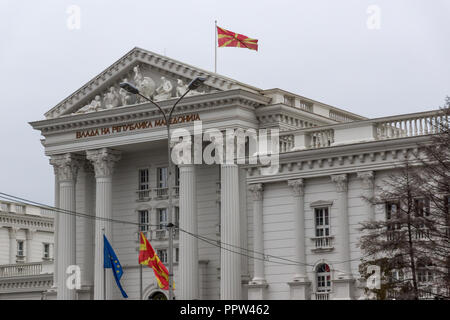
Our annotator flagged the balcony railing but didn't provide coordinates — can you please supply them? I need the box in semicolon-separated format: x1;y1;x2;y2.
279;109;447;152
155;187;168;199
311;236;334;252
0;262;53;278
314;292;330;300
136;189;151;201
155;229;168;240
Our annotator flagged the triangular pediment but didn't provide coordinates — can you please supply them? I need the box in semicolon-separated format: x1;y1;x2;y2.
45;47;261;119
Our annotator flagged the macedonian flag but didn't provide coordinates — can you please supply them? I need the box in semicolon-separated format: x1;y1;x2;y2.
139;232;170;290
217;26;258;51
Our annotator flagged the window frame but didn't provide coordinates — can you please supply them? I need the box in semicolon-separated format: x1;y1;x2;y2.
138;209;150;232
316;263;332;293
156;167;168;189
43;243;50;259
157;208;168;230
314;207;330;238
17;240;24;257
157;249;168;264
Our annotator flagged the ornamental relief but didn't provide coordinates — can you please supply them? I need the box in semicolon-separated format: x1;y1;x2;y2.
73;64;213;115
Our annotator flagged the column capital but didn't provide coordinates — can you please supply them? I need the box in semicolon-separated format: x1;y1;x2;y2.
50;153;83;182
357;171;374;190
8;227;19;239
331;174;348;193
288;179;305;197
26;228;37;240
248;183;264;201
86;148;121;178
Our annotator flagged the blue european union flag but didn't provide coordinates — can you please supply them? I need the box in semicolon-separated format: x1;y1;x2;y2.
103;235;128;298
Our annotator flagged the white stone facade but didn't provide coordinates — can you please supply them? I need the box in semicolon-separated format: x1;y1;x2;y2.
0;200;54;299
29;47;443;300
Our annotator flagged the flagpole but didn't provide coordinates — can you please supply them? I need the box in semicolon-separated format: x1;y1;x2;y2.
139;230;143;300
102;228;106;301
214;20;217;73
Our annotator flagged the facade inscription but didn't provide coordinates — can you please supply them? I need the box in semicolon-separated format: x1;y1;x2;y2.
75;113;200;139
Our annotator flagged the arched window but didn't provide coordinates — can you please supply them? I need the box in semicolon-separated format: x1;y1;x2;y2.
316;263;331;292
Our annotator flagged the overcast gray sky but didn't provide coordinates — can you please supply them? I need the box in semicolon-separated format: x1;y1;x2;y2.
0;0;449;205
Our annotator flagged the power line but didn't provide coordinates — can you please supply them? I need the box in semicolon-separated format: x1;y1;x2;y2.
0;191;373;272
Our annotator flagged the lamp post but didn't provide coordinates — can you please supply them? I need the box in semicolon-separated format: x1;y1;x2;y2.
120;76;206;300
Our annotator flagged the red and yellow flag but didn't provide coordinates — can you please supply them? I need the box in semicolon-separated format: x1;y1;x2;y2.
139;232;170;290
217;26;258;51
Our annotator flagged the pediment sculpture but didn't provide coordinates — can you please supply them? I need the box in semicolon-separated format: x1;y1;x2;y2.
74;64;207;115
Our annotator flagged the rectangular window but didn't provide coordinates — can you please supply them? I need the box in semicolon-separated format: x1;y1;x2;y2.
314;207;330;237
158;208;168;229
174;206;180;227
138;169;149;190
138;210;149;232
157;167;168;188
17;240;24;257
386;201;401;231
43;243;50;259
175;247;179;262
157;249;168;264
414;198;430;217
175;166;180;186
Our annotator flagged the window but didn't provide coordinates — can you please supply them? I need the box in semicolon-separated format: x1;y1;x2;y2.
386;201;401;232
315;208;330;238
43;243;50;259
138;169;150;200
158;208;168;230
174;206;180;227
390;269;404;283
316;263;331;293
157;167;168;188
417;261;434;283
175;166;180;187
157;249;168;264
138;210;150;232
175;247;179;263
414;198;430;217
17;240;24;257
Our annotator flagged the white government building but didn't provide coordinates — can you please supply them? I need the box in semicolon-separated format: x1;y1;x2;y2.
28;47;441;300
0;200;54;299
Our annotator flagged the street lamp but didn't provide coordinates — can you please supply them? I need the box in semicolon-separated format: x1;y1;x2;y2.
120;76;206;300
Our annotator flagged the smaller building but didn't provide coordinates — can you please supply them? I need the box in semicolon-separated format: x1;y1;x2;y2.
0;200;54;299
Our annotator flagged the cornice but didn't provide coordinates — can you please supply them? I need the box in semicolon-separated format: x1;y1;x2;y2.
245;136;430;184
0;212;54;232
31;89;269;135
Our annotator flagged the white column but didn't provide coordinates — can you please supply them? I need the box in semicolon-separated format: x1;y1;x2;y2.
357;171;375;221
331;174;351;277
288;179;307;281
220;164;241;300
52;166;59;290
79;162;95;289
86;148;121;300
8;227;19;264
178;164;199;299
51;153;81;300
248;183;265;284
25;229;36;263
239;168;249;298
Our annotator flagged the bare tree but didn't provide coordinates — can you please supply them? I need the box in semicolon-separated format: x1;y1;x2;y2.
359;97;450;300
